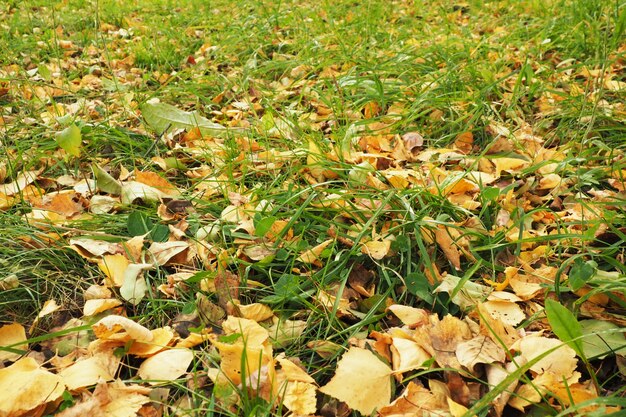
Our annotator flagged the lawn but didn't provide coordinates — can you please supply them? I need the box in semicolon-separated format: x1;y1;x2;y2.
1;0;625;416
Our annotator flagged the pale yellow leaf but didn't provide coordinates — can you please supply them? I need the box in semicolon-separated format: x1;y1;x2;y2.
482;300;526;326
83;298;123;316
58;352;119;390
387;305;429;327
0;323;27;362
237;303;274;322
456;335;506;374
92;315;153;342
147;241;189;266
221;316;269;346
281;380;317;415
516;335;577;377
297;239;333;264
127;327;175;357
361;239;392;260
319;347;392;414
391;337;431;374
138;349;194;384
0;357;66;416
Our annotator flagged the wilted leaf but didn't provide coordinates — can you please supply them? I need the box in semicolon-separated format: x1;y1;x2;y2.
319;347;392;414
92;315;153;342
391;337;431;374
516;335;577;377
456;335;506;374
237;303;274;322
127;327;175;357
387;304;429;327
379;381;450;417
0;170;40;196
0;357;66;416
297;239;333;264
92;164;122;195
98;254;130;287
361;239;392;260
83;298;123;316
147;241;189;266
138;348;193;384
142;101;237;136
58;352;120;390
119;263;152;305
0;323;27;362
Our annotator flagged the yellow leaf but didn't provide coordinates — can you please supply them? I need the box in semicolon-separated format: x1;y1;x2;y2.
127;327;175;357
83;298;123;316
222;316;270;346
391;337;431;374
0;323;27;362
138;348;193;384
387;305;429;327
0;357;66;416
319;347;392;414
98;254;130;287
361;239;392;260
147;241;189;266
92;315;153;342
281;380;318;415
297;239;333;264
237;303;274;322
515;335;577;377
482;300;526;326
58;352;120;390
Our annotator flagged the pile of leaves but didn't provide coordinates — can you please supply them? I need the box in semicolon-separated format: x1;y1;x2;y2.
1;0;625;416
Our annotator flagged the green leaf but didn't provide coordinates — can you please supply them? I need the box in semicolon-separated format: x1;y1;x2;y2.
481;186;500;202
568;259;596;292
150;224;170;242
141;102;242;137
55;124;82;156
405;272;434;303
580;320;626;359
254;216;277;237
127;211;153;236
544;298;585;358
92;164;122;195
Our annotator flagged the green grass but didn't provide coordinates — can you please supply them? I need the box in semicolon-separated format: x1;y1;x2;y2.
1;0;626;416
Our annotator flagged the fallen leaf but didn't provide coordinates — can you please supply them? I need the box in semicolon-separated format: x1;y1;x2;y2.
361;239;392;260
92;315;153;342
297;239;333;264
98;254;130;287
237;303;274;322
0;323;27;362
319;347;392;415
58;352;120;390
0;357;66;416
515;335;577;377
387;304;429;327
83;298;123;316
456;335;506;374
119;263;152;305
127;327;175;357
138;348;194;384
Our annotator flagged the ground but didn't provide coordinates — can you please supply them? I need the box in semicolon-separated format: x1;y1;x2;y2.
0;1;625;416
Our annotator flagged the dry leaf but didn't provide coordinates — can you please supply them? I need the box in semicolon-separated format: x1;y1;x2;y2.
482;300;526;327
83;298;123;316
0;323;27;362
387;305;429;327
391;337;432;374
98;254;130;287
237;303;274;322
455;335;506;374
147;241;189;266
138;348;193;384
127;327;175;357
319;347;392;415
58;352;120;390
379;381;450;417
361;239;392;260
515;335;577;377
297;239;333;264
0;357;66;416
92;315;153;342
